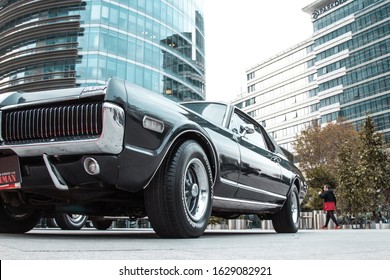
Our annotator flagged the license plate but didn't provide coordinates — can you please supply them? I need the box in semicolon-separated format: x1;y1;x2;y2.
0;155;22;190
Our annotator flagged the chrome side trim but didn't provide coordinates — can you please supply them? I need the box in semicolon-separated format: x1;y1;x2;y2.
220;178;287;200
43;153;68;191
125;144;155;156
221;104;233;128
220;177;238;187
213;196;282;211
0;102;125;157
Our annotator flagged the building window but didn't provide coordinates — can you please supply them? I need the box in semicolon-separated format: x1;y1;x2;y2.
245;97;256;107
247;71;255;80
247;84;256;93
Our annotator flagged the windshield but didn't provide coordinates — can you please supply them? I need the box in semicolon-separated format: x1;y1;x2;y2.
182;103;227;127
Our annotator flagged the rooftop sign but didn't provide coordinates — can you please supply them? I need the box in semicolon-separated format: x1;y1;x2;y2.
312;0;348;19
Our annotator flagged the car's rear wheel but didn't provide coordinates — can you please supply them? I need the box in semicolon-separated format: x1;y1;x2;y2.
0;202;42;233
91;220;112;230
272;186;300;233
145;140;213;238
54;213;88;230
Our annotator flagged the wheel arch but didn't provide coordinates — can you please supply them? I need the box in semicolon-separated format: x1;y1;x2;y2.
292;174;308;205
141;128;218;193
164;130;218;186
293;177;301;193
281;176;302;209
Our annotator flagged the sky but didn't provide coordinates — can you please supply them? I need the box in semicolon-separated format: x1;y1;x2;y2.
203;0;314;102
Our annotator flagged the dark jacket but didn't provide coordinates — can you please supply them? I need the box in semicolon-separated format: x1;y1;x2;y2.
319;190;337;204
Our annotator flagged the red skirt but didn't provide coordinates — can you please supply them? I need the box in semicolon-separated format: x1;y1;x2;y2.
323;201;336;211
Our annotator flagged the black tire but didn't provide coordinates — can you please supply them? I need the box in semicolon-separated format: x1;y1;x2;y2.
272;186;300;233
54;213;88;230
45;218;58;228
0;202;42;233
91;220;112;230
145;140;213;238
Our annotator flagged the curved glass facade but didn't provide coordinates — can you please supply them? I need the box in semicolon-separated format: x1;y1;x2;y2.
0;0;83;93
0;0;205;101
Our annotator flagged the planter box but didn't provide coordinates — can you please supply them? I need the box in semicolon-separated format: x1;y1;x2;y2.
208;224;222;230
228;219;236;229
235;219;246;229
380;223;390;229
367;222;376;229
261;220;273;230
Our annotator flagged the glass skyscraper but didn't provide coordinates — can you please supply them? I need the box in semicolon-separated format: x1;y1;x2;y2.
236;0;390;151
0;0;205;101
308;0;389;139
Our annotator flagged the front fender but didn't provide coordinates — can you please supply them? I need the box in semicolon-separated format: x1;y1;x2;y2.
116;124;218;193
110;79;218;192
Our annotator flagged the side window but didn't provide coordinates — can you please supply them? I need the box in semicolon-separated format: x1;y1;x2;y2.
230;111;267;150
229;112;245;134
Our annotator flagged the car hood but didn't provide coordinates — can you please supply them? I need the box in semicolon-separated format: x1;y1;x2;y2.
0;86;106;109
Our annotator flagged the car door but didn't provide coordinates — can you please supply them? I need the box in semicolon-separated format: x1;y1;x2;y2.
230;109;288;206
181;102;241;199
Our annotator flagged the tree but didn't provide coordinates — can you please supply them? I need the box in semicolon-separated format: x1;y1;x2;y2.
337;115;390;216
358;116;390;211
294;120;323;172
295;119;359;211
384;158;390;213
337;138;363;214
295;119;358;175
296;115;390;215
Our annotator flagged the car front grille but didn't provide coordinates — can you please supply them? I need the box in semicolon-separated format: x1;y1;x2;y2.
1;102;103;142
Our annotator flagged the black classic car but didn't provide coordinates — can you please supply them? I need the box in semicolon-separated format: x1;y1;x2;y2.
0;78;307;238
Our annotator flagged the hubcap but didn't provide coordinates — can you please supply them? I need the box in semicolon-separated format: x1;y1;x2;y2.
67;214;86;225
191;183;199;197
183;158;209;222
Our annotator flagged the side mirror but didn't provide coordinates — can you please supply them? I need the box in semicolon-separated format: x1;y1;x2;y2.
239;124;255;137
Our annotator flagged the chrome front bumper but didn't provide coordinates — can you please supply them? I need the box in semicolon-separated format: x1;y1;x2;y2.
0;102;125;157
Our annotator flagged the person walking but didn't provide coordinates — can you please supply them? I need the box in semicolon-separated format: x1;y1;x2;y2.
318;184;341;229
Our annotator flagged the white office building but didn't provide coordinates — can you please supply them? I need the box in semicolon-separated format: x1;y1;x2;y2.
235;0;390;153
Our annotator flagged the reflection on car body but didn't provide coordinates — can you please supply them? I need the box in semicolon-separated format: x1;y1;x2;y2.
0;78;307;238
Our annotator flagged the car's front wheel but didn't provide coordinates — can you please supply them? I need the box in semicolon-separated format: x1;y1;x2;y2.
0;202;42;233
145;140;213;238
54;213;88;230
272;186;300;233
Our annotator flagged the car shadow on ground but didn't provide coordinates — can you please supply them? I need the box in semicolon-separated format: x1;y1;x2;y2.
17;228;282;241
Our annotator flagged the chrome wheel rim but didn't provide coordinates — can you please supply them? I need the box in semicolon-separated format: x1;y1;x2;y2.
183;158;209;222
67;214;86;225
291;191;299;224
